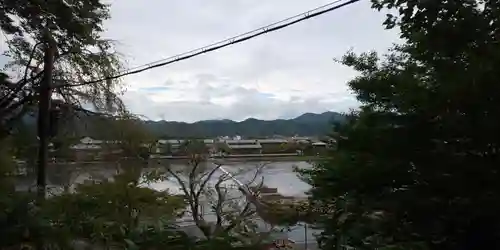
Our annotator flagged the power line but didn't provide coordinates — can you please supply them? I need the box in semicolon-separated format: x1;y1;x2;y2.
62;0;361;88
124;0;348;72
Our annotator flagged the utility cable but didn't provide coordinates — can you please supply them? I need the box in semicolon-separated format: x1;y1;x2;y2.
60;0;361;88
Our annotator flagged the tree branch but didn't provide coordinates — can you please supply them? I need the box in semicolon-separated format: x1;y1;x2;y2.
0;93;34;121
224;201;255;234
0;42;43;109
188;158;201;218
214;175;228;233
195;163;223;199
166;164;212;237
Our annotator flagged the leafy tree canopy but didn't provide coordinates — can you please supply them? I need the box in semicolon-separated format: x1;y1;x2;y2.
0;0;126;138
301;0;500;249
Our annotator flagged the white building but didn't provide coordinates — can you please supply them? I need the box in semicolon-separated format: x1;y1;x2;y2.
70;136;103;150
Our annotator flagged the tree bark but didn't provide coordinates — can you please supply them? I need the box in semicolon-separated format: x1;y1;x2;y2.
36;31;56;201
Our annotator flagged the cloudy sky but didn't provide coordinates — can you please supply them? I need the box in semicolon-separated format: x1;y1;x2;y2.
3;0;400;122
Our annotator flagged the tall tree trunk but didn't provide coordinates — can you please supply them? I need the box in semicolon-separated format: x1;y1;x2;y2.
36;31;56;201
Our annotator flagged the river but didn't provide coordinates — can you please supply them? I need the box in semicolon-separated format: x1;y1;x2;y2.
146;160;320;248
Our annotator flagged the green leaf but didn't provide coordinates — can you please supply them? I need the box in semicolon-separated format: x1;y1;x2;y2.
124;238;139;250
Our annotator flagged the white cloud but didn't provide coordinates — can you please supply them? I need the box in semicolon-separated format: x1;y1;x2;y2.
5;0;401;122
122;84;356;123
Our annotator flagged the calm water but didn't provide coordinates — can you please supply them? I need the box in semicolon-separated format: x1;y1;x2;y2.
148;161;312;197
146;161;319;245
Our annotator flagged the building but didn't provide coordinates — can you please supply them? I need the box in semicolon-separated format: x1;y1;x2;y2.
203;139;216;154
68;137;127;161
156;139;185;155
69;137;103;161
158;139;185;149
311;141;328;155
203;139;214;145
258;139;290;153
71;136;103;149
291;136;311;145
311;141;327;147
224;139;262;155
154;139;218;156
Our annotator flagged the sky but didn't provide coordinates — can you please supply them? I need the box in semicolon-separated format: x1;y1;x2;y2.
2;0;400;122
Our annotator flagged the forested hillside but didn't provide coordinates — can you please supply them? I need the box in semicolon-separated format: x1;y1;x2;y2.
21;111;345;138
145;111;345;138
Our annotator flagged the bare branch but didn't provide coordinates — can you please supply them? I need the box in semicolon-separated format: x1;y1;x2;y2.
195;163;223;199
165;167;192;205
214;175;228;232
244;163;268;187
165;163;211;238
187;159;202;220
0;71;42;111
224;201;256;234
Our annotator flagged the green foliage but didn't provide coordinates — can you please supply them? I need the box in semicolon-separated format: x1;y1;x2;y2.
180;140;209;156
0;164;191;249
0;139;56;248
259;201;304;227
9;121;37;159
194;236;263;250
1;0;108;55
302;1;500;249
216;142;231;154
0;73;29;137
97;114;154;159
0;139;15;177
44;172;186;246
50;136;79;160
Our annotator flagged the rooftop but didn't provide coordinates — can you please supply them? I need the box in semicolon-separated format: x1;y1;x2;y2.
228;144;262;149
258;139;289;144
225;139;259;144
158;139;185;144
312;142;327;146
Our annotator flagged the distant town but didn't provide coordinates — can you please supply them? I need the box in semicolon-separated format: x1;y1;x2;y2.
62;135;333;162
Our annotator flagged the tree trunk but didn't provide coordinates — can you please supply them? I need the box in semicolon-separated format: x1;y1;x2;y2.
36;31;56;201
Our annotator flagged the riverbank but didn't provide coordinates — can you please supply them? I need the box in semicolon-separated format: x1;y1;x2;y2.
209;155;324;162
39;154;328;167
151;153;324;162
45;157;323;167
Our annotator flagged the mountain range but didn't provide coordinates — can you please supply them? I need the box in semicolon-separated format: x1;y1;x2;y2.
144;111;345;138
20;111;345;138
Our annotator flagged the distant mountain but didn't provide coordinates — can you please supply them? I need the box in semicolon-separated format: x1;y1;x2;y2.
19;111;346;138
144;111;345;138
294;112;338;124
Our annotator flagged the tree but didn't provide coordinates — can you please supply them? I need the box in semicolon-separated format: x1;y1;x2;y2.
163;150;274;245
95;114;154;160
216;142;231;155
0;138;16;190
301;1;500;249
178;140;209;156
0;73;30;137
49;136;79;161
0;160;192;249
0;0;125;138
41;166;187;249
